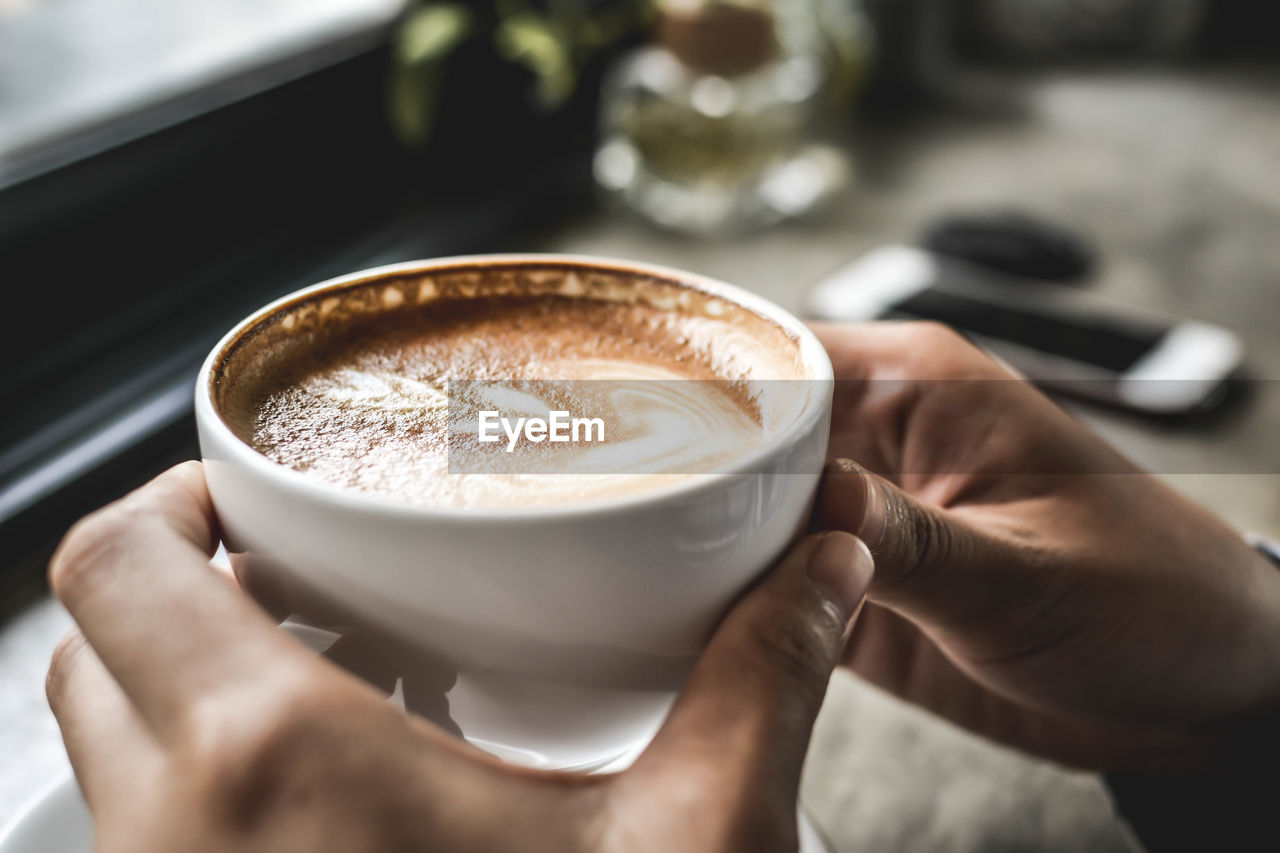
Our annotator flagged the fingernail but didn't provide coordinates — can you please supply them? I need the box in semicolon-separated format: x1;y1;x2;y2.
807;532;874;623
826;460;887;551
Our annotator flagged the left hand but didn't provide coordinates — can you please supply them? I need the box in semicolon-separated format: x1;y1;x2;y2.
46;462;872;853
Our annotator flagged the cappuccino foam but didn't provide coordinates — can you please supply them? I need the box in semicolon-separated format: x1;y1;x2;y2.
215;264;810;507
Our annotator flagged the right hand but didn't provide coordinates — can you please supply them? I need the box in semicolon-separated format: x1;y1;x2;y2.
810;321;1280;772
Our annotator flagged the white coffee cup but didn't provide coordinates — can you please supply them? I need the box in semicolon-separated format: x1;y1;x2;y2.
195;255;833;769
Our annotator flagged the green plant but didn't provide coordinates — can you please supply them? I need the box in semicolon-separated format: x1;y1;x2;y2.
390;0;655;148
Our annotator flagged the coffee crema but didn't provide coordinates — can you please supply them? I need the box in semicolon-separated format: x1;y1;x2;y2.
214;263;811;507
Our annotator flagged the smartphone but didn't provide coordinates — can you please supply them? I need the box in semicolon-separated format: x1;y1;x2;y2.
805;246;1243;415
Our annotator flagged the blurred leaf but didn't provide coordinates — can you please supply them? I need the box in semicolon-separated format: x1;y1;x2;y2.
389;4;473;148
494;13;576;109
396;4;473;67
390;0;654;135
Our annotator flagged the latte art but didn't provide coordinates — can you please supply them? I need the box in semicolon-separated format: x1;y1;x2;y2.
215;269;811;507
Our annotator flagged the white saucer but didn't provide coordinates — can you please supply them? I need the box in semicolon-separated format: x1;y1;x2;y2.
0;773;831;852
0;773;90;853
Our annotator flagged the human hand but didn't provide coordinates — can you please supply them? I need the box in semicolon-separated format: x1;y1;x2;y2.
47;462;872;853
810;322;1280;772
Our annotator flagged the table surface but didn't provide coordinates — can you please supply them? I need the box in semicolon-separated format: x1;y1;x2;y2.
4;65;1279;849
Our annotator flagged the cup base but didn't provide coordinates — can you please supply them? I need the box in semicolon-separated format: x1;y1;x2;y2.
446;669;675;771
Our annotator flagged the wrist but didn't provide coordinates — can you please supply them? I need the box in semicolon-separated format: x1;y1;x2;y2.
1117;532;1280;777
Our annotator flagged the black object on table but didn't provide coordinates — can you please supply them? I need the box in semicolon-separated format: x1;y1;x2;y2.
921;210;1096;283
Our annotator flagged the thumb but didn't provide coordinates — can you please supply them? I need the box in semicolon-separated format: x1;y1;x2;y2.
631;533;873;813
815;458;1005;617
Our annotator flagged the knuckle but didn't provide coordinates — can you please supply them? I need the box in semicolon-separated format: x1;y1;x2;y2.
168;459;205;483
48;504;144;603
46;631;88;713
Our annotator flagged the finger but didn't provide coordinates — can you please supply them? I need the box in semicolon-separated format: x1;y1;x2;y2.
816;457;972;590
632;532;873;809
816;458;1033;623
47;629;165;816
48;462;324;738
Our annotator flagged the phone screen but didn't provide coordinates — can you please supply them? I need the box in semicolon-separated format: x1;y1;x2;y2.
888;287;1168;373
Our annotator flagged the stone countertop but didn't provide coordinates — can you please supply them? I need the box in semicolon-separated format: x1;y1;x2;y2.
4;65;1279;849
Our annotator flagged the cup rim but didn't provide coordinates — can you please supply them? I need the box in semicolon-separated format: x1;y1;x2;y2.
195;253;834;522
